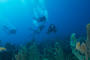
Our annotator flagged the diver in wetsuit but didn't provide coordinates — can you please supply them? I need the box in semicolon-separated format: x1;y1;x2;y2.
33;16;46;22
29;25;45;36
47;24;57;34
2;26;16;34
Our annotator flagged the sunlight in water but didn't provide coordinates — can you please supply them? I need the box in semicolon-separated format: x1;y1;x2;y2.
21;0;24;3
0;0;8;3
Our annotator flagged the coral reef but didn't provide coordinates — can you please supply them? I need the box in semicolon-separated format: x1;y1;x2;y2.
0;50;17;60
28;42;40;60
54;42;65;60
13;40;65;60
15;46;28;60
4;42;18;51
14;42;41;60
42;41;65;60
70;23;90;60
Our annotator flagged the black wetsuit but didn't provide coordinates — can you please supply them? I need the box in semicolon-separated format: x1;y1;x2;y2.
47;24;57;34
33;16;46;22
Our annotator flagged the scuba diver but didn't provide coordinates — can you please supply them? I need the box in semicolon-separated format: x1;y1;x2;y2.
29;25;45;36
47;24;57;34
2;26;16;34
33;15;46;22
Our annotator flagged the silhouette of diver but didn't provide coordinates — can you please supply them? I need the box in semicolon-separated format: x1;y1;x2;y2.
33;16;46;22
2;26;16;34
47;24;57;34
29;25;45;36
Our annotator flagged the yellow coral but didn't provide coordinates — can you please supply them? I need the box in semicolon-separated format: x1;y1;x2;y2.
76;42;81;51
80;43;87;54
0;47;6;51
76;42;87;54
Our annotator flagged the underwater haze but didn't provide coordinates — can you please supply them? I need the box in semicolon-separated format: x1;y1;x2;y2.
0;0;89;44
0;0;90;60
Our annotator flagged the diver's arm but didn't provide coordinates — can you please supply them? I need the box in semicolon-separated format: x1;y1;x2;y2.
33;17;39;21
3;26;9;30
33;17;40;22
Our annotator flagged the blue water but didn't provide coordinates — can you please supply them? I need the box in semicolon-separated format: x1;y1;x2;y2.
0;0;90;45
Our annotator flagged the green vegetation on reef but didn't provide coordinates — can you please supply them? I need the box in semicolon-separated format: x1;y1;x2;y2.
13;40;65;60
15;42;40;60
